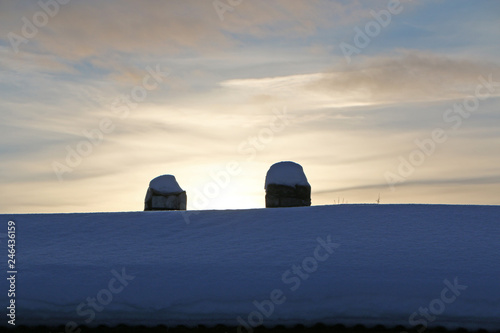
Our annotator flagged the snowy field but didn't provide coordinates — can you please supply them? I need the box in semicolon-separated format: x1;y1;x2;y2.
1;204;499;331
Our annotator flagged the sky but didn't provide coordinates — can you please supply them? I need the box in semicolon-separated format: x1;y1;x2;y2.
0;0;499;213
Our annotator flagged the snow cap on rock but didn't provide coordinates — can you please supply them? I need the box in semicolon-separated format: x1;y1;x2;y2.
149;175;184;195
264;161;310;189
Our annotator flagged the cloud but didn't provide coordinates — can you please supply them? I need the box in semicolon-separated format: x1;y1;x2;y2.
0;1;391;61
315;174;500;195
0;0;424;89
219;51;500;109
309;51;500;104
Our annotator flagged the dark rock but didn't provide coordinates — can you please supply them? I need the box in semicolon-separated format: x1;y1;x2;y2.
264;161;311;208
265;184;311;208
144;175;186;211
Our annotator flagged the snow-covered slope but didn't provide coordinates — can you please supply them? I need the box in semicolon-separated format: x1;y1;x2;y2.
1;205;499;330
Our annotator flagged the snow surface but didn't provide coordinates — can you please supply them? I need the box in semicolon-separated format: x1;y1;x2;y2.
264;161;310;189
149;174;184;194
1;204;500;330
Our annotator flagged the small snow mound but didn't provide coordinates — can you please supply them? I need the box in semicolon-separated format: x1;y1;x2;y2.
149;175;184;195
264;161;310;189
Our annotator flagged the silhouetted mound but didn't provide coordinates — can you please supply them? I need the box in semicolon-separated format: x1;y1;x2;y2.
4;205;500;330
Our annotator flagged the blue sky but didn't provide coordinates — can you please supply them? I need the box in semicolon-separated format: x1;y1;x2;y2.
1;0;499;212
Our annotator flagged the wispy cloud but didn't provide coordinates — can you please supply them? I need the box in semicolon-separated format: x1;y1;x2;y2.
309;51;500;104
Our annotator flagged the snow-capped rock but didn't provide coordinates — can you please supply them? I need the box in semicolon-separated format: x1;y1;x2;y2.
145;175;186;210
265;161;311;207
